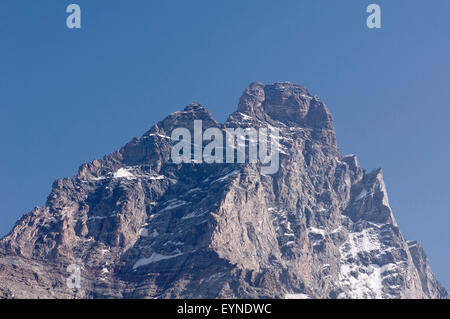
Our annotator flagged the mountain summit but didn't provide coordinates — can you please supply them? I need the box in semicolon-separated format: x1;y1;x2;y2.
0;82;447;299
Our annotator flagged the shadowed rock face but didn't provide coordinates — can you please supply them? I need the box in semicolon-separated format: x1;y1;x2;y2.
0;82;447;299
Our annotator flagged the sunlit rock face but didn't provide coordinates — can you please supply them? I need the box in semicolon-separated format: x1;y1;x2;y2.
0;83;447;299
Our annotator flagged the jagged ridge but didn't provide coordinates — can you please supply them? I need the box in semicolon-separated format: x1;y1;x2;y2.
0;82;446;299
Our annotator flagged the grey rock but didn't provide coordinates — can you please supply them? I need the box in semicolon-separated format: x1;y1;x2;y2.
0;82;447;299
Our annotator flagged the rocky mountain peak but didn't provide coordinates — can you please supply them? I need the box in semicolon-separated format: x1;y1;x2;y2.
237;81;266;116
238;82;332;126
0;82;446;299
184;102;204;111
234;82;337;149
148;102;218;134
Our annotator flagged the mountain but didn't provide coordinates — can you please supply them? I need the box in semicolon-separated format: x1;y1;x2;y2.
0;82;447;299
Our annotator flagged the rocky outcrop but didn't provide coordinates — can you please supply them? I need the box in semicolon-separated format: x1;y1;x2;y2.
0;82;446;299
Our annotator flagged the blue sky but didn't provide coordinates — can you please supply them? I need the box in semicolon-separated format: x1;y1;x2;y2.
1;0;449;289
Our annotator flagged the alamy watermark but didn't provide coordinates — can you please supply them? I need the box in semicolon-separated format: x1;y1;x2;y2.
366;4;381;29
65;4;381;30
170;120;280;175
66;4;81;29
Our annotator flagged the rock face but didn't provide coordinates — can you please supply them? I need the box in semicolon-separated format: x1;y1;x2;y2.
0;82;447;299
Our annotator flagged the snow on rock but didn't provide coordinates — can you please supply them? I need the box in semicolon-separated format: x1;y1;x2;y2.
113;168;135;179
159;200;187;213
237;112;253;120
90;167;166;181
139;228;149;237
149;133;171;139
182;210;208;220
355;189;368;201
133;251;183;270
338;226;403;299
213;170;239;183
285;293;310;299
308;227;326;236
148;175;165;180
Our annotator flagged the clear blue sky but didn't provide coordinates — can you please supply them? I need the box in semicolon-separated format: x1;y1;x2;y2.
1;0;449;289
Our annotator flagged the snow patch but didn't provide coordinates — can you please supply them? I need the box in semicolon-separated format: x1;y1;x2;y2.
285;293;310;299
149;175;165;180
149;133;171;139
309;227;326;236
182;210;208;220
113;168;135;179
355;189;368;201
213;170;239;183
237;112;253;120
159;200;187;213
338;226;402;299
133;251;183;269
139;228;149;237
